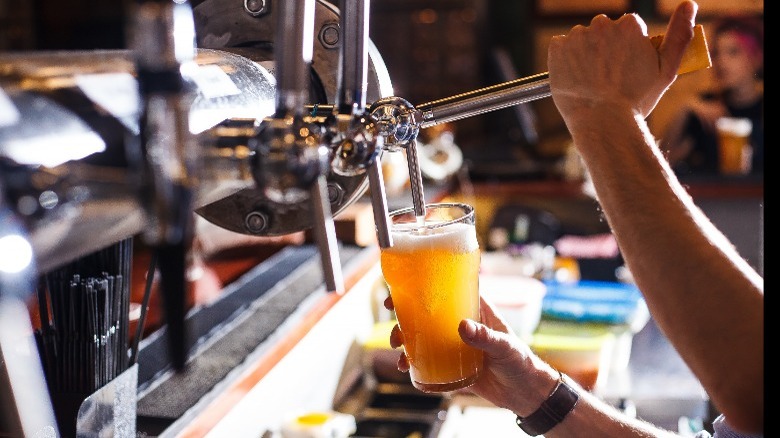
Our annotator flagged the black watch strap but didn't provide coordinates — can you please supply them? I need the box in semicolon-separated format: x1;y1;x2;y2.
515;371;579;436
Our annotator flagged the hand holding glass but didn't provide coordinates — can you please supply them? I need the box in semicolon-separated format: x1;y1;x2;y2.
380;203;483;393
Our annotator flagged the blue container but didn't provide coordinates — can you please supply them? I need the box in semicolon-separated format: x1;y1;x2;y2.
541;280;649;329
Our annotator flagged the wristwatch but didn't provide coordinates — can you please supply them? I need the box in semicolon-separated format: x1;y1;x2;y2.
515;371;579;436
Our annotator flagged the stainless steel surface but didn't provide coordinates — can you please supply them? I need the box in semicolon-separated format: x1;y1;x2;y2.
75;364;138;437
274;0;312;114
0;1;396;267
328;113;380;177
336;0;370;114
191;0;394;239
335;382;448;438
0;0;399;434
131;0;196;71
369;97;421;151
192;0;393;106
0;48;277;273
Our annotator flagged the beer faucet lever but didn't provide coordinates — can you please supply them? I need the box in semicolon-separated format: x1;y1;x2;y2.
251;0;344;293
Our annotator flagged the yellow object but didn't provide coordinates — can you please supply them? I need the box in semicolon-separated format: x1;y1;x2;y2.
280;411;357;438
296;413;330;426
552;256;580;283
651;24;711;75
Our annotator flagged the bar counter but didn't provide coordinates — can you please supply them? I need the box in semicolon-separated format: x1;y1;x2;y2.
133;175;762;436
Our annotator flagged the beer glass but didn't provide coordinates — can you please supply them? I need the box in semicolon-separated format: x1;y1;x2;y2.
716;117;753;175
380;203;483;392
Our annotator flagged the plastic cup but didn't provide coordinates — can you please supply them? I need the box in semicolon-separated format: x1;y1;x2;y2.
380;203;483;392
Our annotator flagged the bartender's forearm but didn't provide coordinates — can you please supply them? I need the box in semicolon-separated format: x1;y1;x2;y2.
511;366;680;438
567;105;764;433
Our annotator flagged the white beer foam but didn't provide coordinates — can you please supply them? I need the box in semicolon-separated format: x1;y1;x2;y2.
391;222;479;253
716;117;752;136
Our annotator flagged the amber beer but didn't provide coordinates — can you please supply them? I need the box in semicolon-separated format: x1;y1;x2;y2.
716;117;753;175
380;203;483;392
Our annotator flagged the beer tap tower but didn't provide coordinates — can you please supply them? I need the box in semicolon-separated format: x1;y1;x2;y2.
0;0;588;435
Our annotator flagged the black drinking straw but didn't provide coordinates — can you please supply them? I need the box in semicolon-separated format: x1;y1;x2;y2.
129;251;157;366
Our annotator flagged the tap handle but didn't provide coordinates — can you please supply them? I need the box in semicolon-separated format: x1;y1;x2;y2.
130;0;198;373
310;176;344;294
367;158;392;249
415;73;550;130
336;0;370;115
415;25;712;129
405;139;426;219
154;237;192;371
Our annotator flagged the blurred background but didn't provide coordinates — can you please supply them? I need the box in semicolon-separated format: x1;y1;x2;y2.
0;0;763;181
0;1;763;436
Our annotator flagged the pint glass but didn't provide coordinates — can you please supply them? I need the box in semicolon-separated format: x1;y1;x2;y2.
380;203;483;392
716;117;753;175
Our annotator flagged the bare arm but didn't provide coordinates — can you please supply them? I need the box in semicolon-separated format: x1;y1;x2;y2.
548;1;763;433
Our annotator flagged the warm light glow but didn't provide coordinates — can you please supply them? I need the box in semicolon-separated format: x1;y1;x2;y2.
0;234;33;274
417;9;438;24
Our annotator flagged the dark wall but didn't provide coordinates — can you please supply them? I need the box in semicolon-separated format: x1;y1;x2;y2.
0;0;131;50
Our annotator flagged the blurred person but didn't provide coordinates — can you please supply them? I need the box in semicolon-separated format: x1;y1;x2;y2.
661;15;764;175
386;1;764;437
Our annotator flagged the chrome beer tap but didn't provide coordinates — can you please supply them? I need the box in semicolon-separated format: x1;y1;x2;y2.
129;0;200;371
369;74;555;224
325;0;393;249
250;0;344;293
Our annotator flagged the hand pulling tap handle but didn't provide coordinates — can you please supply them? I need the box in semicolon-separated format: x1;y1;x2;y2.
415;25;711;129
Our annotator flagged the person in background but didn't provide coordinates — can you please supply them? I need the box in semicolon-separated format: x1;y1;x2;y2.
386;1;764;437
661;14;764;175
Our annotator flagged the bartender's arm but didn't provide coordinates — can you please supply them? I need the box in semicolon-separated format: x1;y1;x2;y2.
548;0;763;434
